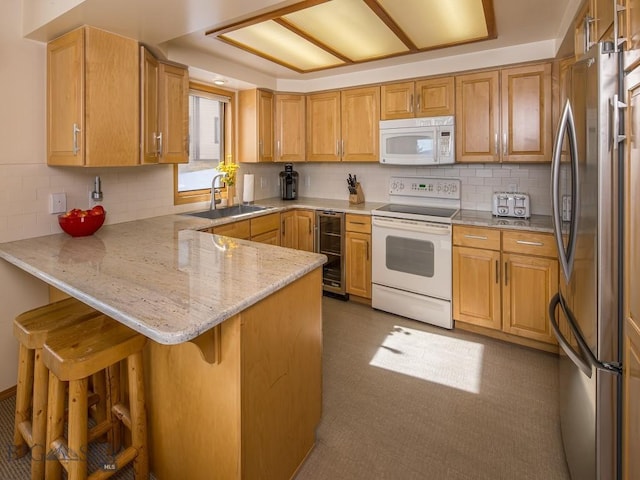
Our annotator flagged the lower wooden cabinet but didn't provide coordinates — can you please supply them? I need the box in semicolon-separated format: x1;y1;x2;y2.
345;214;371;299
281;210;315;252
453;225;558;350
202;213;280;245
212;220;250;240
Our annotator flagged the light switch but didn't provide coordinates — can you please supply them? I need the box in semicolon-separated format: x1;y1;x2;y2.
49;193;67;214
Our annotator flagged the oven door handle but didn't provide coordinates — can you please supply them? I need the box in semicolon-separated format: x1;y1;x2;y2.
372;217;450;235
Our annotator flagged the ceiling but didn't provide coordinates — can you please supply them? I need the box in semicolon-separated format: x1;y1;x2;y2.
23;0;582;88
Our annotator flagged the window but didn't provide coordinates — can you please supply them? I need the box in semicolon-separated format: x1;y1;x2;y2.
174;83;234;205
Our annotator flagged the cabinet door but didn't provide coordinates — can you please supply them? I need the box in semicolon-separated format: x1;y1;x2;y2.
306;91;341;162
415;76;455;117
296;210;316;252
140;47;159;164
258;90;274;162
574;1;595;59
626;0;640;70
502;253;558;344
158;63;189;164
213;220;251;240
455;70;500;163
341;86;379;162
501;63;552;163
380;81;414;119
453;246;502;330
275;94;305;162
281;211;298;248
346;231;371;298
251;230;280;245
593;0;614;42
47;27;84;166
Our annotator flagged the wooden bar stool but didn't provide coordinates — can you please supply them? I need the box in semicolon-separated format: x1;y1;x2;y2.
42;314;149;480
13;297;101;479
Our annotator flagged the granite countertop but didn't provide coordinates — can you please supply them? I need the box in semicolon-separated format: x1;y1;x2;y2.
0;214;326;345
452;209;555;233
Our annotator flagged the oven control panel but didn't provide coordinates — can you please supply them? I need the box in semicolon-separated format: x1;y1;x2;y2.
389;177;461;200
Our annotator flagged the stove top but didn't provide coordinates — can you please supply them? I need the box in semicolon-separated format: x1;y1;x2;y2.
372;176;461;224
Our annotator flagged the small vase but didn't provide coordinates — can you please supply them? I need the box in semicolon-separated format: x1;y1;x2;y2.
227;186;235;206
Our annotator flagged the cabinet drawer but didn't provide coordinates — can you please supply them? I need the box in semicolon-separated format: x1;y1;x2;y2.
453;226;500;250
345;214;371;234
251;213;280;237
213;220;251;239
502;231;556;257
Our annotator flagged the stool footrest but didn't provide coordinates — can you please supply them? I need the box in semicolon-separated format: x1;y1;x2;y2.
111;403;131;430
87;446;138;480
16;420;33;449
50;437;72;468
89;419;113;443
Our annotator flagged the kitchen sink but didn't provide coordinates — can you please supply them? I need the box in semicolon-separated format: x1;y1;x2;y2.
183;204;272;220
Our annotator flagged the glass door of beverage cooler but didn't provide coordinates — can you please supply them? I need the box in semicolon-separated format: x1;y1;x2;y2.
316;211;345;295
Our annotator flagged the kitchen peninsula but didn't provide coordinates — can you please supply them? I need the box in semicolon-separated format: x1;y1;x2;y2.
0;213;327;480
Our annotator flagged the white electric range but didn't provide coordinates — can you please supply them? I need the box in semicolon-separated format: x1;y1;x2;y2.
371;177;461;329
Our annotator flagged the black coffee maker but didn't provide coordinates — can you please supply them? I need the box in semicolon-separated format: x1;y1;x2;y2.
279;164;298;200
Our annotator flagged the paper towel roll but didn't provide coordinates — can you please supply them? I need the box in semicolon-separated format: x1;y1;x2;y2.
242;174;255;203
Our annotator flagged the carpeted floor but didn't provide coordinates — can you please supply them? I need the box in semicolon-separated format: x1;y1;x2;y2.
0;297;569;479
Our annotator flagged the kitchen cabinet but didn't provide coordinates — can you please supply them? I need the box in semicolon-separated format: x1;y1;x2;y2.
275;94;306;162
140;46;189;164
281;210;315;251
380;76;455;119
306;86;379;162
212;220;251;240
453;225;558;350
626;0;640;70
239;89;274;163
455;62;552;163
345;214;371;299
47;26;140;166
574;1;595;59
250;213;280;245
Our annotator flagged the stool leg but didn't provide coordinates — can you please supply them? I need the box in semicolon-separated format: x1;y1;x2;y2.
128;352;149;479
30;349;49;480
106;362;122;454
45;371;65;480
13;343;33;459
67;378;88;480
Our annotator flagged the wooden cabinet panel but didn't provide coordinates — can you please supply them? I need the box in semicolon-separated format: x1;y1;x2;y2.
453;225;501;250
239;89;274;163
140;47;159;164
345;213;371;234
624;317;640;480
250;213;280;238
501;63;552;163
626;0;640;70
341;86;379;162
251;230;280;245
275;94;305;162
213;220;251;240
281;210;315;251
502;253;558;344
455;70;500;163
158;62;189;164
502;231;556;257
281;211;297;248
306;91;341;162
594;0;615;41
346;231;371;299
453;246;502;330
415;76;455;117
381;77;454;119
48;26;140;166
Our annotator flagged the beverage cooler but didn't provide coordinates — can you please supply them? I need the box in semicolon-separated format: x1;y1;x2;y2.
315;211;346;296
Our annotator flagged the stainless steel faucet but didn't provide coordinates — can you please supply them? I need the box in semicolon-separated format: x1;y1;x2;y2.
210;172;227;210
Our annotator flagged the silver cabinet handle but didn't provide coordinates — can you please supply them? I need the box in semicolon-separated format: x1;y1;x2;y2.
584;15;595;52
277;140;281;157
156;132;163;157
416;94;421;112
504;261;508;286
516;240;544;246
259;139;263;157
341;139;345;157
336;140;340;156
494;133;499;155
503;132;508;155
495;259;499;284
409;94;413;113
465;234;488;240
72;123;81;155
366;240;370;261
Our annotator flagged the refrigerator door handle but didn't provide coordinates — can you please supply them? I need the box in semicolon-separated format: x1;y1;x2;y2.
551;99;580;283
548;293;593;377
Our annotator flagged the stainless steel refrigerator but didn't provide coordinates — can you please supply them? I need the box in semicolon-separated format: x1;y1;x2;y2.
548;42;624;480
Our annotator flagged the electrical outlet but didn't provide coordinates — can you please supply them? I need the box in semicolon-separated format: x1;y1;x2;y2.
49;193;67;214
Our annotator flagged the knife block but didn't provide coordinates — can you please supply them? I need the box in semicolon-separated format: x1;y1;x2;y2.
349;183;365;205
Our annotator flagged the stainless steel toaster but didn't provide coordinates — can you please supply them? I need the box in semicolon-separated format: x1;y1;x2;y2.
492;192;531;218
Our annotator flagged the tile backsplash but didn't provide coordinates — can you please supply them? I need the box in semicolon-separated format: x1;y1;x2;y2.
240;162;552;215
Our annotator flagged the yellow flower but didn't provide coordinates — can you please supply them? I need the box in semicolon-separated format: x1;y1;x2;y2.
216;162;239;186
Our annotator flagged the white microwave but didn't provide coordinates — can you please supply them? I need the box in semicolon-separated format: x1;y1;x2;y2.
379;116;455;165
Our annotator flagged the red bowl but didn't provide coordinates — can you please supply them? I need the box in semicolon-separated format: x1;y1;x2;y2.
58;212;106;237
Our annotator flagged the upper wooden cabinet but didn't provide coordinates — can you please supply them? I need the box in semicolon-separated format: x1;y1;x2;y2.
275;94;305;162
455;62;552;163
306;86;379;162
239;89;274;163
141;47;189;164
47;26;140;166
381;76;455;119
625;0;640;70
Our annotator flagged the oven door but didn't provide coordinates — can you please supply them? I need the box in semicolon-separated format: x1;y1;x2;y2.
372;216;452;300
379;126;438;165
